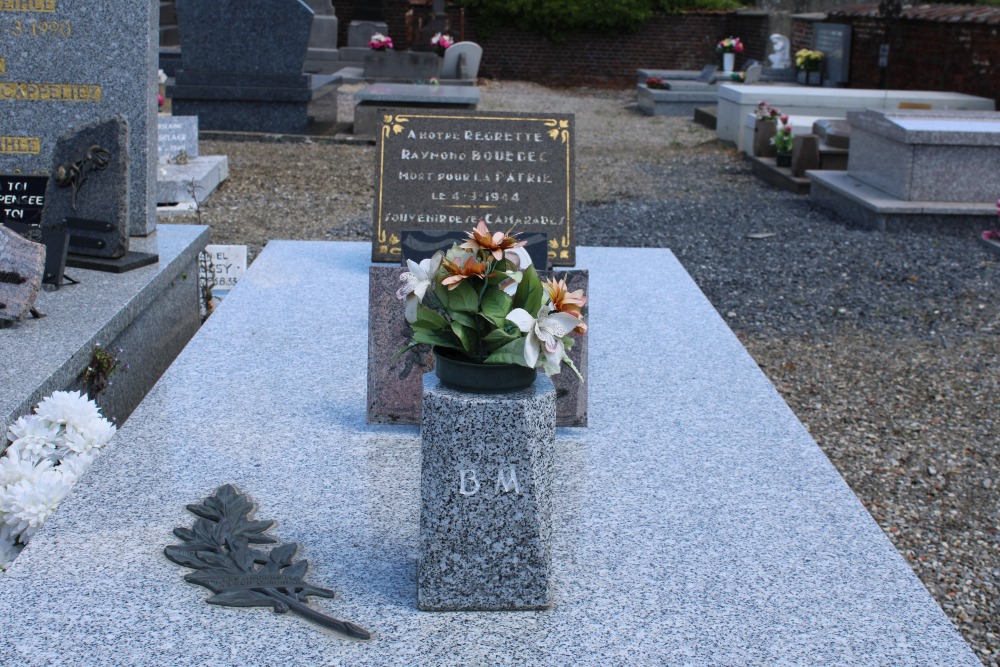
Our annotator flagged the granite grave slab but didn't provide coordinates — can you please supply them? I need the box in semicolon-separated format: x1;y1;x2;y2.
155;115;229;205
371;109;575;265
0;241;981;665
0;0;158;237
352;84;480;136
0;224;45;323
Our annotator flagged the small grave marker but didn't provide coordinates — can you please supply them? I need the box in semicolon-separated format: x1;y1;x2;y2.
157;116;200;163
372;110;576;266
200;244;248;291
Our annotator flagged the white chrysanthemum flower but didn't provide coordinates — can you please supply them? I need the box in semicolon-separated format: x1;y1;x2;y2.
0;524;22;570
0;450;54;488
56;451;98;483
6;415;60;464
34;391;102;431
0;469;75;541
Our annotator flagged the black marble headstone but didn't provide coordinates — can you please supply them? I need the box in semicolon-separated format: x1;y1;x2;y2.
41;117;130;259
814;24;852;85
373;109;577;267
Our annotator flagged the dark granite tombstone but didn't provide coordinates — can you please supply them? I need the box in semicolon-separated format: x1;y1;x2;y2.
814;24;852;86
41;117;129;259
0;225;45;323
367;266;588;426
169;0;315;133
303;0;339;74
791;135;821;177
373;110;577;266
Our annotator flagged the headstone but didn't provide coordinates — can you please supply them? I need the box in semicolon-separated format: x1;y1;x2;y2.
0;225;45;323
363;51;441;80
418;374;554;611
41;117;129;259
366;266;588;426
0;0;157;237
696;65;719;83
201;244;247;292
168;0;316;134
372;110;576;266
813;24;852;86
157;116;199;163
813;119;851;149
791;134;821;177
440;42;483;80
743;64;763;85
347;20;387;48
303;0;339;74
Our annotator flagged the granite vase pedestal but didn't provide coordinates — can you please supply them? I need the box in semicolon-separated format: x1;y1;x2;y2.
418;373;555;611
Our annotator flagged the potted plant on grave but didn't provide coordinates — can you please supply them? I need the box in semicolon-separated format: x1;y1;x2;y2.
395;221;586;392
753;101;781;158
430;32;454;56
771;115;794;167
716;36;744;73
368;32;394;51
795;49;824;85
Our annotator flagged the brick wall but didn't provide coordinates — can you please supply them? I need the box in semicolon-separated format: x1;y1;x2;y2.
331;0;770;86
792;6;1000;107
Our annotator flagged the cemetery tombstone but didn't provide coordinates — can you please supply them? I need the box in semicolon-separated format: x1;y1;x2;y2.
372;109;576;265
440;42;483;80
0;0;158;237
814;23;852;86
156;116;199;163
303;0;339;74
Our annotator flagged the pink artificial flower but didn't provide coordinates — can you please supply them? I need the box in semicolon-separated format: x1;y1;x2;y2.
780;115;789;124
783;126;792;134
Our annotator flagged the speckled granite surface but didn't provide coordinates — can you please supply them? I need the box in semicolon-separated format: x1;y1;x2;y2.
0;242;979;666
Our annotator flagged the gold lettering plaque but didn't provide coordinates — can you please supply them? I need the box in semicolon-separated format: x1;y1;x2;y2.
0;136;40;153
0;57;6;75
0;82;102;102
0;0;56;11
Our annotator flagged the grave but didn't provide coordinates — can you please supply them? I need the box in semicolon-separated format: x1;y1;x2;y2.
716;84;996;154
353;85;480;136
303;0;340;75
0;240;981;666
0;224;208;434
813;23;851;87
440;42;483;82
0;0;158;237
167;0;340;134
637;63;762;117
155;116;229;206
810;109;1000;231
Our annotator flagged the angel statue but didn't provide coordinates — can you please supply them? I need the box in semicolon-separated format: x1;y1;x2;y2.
769;34;792;69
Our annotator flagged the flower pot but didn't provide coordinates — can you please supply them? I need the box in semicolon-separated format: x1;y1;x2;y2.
753;119;777;158
797;70;822;86
433;347;537;393
775;152;792;168
723;52;735;73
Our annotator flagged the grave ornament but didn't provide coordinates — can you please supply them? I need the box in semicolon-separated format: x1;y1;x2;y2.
0;224;46;323
41;117;129;259
769;34;792;69
165;484;371;640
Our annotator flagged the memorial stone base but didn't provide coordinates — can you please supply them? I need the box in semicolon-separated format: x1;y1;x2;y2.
418;373;555;611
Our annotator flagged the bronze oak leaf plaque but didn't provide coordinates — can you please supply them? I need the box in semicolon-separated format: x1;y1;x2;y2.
164;484;371;640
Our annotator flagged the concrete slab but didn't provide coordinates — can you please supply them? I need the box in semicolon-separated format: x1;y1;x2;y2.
157;156;230;205
637;84;718;117
0;241;980;666
353;84;480;135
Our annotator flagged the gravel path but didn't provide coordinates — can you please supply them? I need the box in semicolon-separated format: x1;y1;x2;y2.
182;81;999;665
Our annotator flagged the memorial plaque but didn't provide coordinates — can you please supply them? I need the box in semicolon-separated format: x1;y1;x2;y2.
373;109;576;267
0;0;157;236
814;24;852;85
0;223;45;322
1;174;46;225
157;116;199;163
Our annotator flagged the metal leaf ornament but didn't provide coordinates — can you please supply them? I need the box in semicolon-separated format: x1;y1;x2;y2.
164;484;370;640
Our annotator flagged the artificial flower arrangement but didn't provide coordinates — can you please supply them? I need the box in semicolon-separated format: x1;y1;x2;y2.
369;32;393;51
771;115;794;154
754;100;781;121
0;391;116;570
982;199;1000;242
716;37;744;54
795;49;824;72
646;77;670;90
431;32;454;56
396;221;586;378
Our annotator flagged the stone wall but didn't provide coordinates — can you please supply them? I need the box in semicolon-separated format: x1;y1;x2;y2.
792;6;1000;107
331;0;771;86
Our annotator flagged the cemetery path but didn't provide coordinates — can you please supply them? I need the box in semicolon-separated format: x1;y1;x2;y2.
186;81;998;666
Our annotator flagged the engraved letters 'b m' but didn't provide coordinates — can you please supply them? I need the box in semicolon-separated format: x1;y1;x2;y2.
459;470;480;496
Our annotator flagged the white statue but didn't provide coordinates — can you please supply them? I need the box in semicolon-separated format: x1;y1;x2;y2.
769;34;792;69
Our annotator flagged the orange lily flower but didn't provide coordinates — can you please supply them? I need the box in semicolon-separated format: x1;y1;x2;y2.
544;277;588;333
460;220;526;261
441;254;488;290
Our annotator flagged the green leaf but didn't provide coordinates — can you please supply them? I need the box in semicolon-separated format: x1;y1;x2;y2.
450;310;478;329
481;287;513;326
414;304;447;330
484;337;531;367
482;328;519;352
413;329;462;351
448;280;480;313
513;265;543;314
450;321;478;355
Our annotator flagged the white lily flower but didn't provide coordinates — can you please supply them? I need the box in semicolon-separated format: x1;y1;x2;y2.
396;252;443;323
499;246;533;296
506;305;582;375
